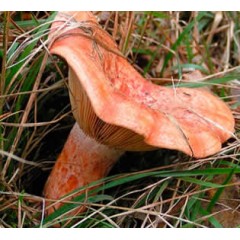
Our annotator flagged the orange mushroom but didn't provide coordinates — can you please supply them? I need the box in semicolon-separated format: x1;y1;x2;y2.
44;12;235;214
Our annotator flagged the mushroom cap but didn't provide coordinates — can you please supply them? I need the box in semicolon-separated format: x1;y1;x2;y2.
49;11;235;158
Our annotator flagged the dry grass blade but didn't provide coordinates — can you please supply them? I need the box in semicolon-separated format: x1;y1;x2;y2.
2;52;49;178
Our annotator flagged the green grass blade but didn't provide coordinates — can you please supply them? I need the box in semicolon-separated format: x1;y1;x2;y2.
207;168;235;212
160;12;206;76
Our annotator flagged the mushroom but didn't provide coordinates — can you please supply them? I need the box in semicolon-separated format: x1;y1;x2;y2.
44;12;235;214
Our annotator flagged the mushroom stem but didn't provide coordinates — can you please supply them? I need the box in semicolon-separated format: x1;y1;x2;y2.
44;123;124;214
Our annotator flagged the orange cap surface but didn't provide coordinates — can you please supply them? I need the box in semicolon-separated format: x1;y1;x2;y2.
49;12;235;158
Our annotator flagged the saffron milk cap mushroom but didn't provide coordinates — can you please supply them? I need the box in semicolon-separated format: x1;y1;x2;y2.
44;11;235;214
